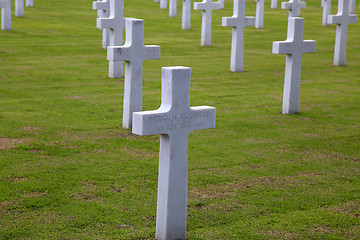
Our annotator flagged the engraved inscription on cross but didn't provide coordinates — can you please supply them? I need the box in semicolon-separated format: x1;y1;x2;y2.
93;0;110;49
281;0;306;17
272;17;316;114
97;0;126;78
194;0;224;46
222;0;255;72
0;0;11;31
132;67;216;240
108;18;160;129
328;0;357;66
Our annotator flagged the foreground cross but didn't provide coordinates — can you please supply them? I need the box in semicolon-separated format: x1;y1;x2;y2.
222;0;255;72
182;0;191;29
281;0;306;17
322;0;331;26
194;0;224;46
108;18;160;129
328;0;357;66
93;0;110;49
97;0;125;78
133;66;216;240
254;0;264;28
0;0;11;30
15;0;24;17
271;0;278;8
25;0;33;7
272;17;316;114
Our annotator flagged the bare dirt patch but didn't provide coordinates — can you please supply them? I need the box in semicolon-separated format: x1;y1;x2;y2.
0;138;32;150
329;200;360;218
23;127;42;135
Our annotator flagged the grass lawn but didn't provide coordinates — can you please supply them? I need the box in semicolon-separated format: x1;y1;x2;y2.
0;0;359;239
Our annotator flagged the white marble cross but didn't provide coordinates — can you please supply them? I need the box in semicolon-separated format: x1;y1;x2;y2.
194;0;224;46
0;0;11;30
132;66;216;240
182;0;191;29
169;0;177;17
272;17;316;114
93;0;110;49
322;0;331;26
25;0;33;7
15;0;24;17
222;0;255;72
97;0;126;78
328;0;357;66
271;0;278;8
108;19;160;129
281;0;306;17
160;0;167;9
254;0;264;28
349;0;355;13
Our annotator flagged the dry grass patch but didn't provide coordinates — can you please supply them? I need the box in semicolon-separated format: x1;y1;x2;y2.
0;137;32;150
121;147;157;159
328;200;360;218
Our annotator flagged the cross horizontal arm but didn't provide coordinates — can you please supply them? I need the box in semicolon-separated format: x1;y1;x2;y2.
93;1;109;11
328;14;357;24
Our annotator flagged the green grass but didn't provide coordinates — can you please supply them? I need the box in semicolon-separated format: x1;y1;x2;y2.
0;0;359;239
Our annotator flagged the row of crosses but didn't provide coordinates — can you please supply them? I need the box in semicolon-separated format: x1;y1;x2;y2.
91;0;357;239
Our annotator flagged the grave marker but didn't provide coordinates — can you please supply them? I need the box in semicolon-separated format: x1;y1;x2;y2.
108;18;160;129
25;0;33;7
154;0;160;2
97;0;126;78
194;0;224;46
15;0;24;17
132;66;216;240
0;0;11;30
281;0;306;17
169;0;176;17
272;17;316;114
322;0;331;26
222;0;255;72
182;0;191;29
254;0;264;28
93;0;110;49
328;0;357;66
160;0;167;9
349;0;355;13
271;0;278;8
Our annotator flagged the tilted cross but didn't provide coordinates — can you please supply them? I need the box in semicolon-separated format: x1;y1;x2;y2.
281;0;306;17
328;0;357;66
0;0;11;31
97;0;126;78
107;18;160;129
254;0;264;29
132;67;216;240
272;17;316;114
93;0;110;49
222;0;255;72
194;0;224;46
